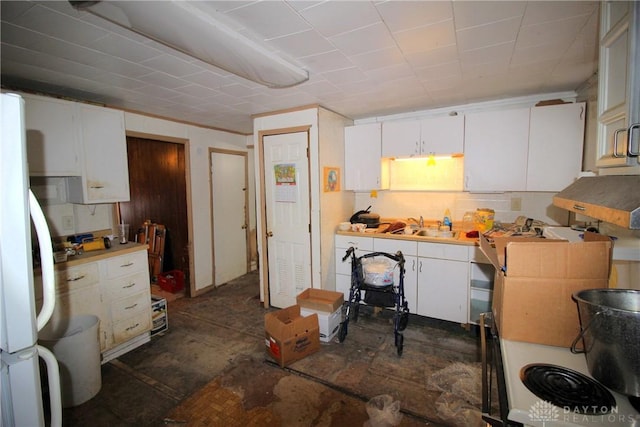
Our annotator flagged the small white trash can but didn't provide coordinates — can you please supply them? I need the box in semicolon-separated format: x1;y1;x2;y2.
39;314;102;408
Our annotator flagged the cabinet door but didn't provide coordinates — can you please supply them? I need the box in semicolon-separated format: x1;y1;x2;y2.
417;257;468;323
344;123;389;190
464;108;530;191
596;1;640;170
24;95;80;176
421;115;464;155
67;104;130;203
527;103;585;191
382;120;420;157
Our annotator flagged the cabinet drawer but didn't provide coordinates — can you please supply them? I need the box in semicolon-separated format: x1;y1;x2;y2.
335;234;373;251
110;291;149;319
112;311;151;343
104;251;147;279
417;242;469;261
103;271;149;300
55;262;100;294
373;238;417;256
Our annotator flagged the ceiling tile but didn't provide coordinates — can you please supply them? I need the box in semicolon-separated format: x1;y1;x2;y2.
521;1;598;26
224;1;310;39
376;1;453;32
298;50;353;74
329;22;396;56
453;1;526;29
298;1;381;38
404;45;459;69
140;54;205;78
350;47;406;71
456;16;521;52
516;15;591;50
268;30;335;59
394;20;456;55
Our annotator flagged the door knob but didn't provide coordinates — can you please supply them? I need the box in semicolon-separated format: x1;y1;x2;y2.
241;224;247;229
267;231;273;237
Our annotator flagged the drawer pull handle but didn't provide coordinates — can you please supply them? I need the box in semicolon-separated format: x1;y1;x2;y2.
67;275;86;282
124;303;138;310
90;185;105;189
120;262;134;268
125;323;140;332
123;283;136;289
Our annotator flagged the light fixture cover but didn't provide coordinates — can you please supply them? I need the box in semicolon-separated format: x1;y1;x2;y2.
70;1;309;88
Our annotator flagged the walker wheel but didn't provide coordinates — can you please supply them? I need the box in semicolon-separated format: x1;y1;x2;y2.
395;333;404;356
338;322;348;342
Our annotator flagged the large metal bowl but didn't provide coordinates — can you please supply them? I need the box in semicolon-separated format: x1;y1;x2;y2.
572;289;640;397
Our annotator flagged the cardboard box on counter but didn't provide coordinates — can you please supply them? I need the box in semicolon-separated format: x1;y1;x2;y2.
265;305;320;367
479;232;612;348
296;288;343;313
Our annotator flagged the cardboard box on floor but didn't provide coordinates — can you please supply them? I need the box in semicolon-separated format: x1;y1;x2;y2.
296;289;344;343
264;305;320;367
296;288;343;313
479;232;612;348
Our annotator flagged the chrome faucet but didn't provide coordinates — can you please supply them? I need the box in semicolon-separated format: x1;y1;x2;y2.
408;216;424;228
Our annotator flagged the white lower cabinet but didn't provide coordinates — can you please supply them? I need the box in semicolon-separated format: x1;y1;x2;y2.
372;238;417;314
334;234;491;325
416;242;469;323
335;234;373;300
100;250;152;363
36;247;152;363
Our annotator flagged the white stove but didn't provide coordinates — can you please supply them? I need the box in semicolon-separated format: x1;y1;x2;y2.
500;339;640;427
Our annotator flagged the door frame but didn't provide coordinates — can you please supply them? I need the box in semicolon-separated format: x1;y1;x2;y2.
257;125;311;308
125;130;194;296
208;148;250;286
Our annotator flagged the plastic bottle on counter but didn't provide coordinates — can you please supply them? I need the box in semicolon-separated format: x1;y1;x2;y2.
443;209;452;231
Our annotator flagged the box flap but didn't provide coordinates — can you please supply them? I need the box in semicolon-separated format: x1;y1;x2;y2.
296;288;343;313
505;240;611;279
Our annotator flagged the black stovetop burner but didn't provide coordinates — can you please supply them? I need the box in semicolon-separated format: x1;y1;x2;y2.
520;364;616;414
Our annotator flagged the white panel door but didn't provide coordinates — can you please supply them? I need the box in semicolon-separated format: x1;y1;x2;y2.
211;150;248;286
264;132;311;308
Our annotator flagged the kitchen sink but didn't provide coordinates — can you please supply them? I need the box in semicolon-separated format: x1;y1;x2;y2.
413;229;459;239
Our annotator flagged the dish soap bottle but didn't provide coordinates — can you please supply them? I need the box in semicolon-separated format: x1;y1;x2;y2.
443;209;452;231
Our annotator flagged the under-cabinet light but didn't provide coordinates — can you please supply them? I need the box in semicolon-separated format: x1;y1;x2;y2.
70;1;309;88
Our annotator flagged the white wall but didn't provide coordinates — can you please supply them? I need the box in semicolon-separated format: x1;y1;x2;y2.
353;190;570;227
124;112;252;293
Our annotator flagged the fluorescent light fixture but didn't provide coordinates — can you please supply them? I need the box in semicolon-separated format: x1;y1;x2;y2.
70;1;309;88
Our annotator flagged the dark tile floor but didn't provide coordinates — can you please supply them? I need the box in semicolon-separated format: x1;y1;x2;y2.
60;271;486;427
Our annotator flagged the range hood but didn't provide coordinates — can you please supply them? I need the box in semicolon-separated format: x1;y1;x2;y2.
553;175;640;229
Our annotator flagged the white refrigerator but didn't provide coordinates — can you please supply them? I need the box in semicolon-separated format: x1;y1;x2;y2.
1;93;62;426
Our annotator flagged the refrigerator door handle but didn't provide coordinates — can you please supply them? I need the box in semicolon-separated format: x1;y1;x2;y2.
29;190;55;331
38;345;62;427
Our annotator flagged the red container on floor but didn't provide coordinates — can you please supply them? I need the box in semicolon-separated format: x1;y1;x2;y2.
158;270;184;293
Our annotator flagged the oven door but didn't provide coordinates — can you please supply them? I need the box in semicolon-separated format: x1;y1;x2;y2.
480;312;522;427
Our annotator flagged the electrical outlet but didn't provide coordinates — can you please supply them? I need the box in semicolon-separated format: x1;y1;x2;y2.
62;215;74;230
510;197;522;211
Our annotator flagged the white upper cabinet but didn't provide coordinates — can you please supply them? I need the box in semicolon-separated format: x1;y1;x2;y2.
344;123;389;191
382;115;464;158
464;108;530;192
24;94;81;176
596;1;640;171
23;93;130;203
67;103;130;203
527;103;585;191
